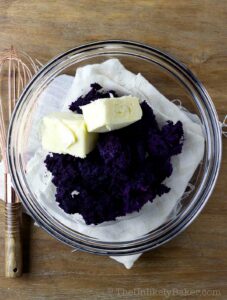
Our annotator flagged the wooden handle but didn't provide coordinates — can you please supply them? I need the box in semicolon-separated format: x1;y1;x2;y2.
5;202;23;278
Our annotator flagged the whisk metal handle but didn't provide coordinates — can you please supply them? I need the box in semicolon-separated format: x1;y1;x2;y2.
4;174;22;278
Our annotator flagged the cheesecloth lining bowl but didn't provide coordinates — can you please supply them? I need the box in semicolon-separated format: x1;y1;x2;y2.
7;41;222;256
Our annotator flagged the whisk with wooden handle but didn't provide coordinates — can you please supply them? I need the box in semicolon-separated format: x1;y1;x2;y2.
0;46;39;277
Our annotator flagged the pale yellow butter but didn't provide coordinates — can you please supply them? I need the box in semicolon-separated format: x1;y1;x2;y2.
41;112;98;158
80;96;143;132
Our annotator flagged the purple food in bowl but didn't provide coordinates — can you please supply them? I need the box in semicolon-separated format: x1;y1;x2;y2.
7;41;222;258
45;84;184;225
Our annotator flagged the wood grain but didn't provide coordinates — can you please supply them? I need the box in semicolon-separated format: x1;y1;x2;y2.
5;202;22;278
0;0;226;299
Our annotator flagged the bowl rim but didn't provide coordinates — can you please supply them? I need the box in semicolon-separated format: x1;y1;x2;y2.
7;40;222;255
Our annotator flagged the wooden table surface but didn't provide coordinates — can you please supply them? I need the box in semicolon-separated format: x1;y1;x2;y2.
0;1;226;299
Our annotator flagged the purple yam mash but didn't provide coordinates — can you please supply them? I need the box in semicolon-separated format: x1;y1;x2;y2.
45;83;184;225
69;83;118;114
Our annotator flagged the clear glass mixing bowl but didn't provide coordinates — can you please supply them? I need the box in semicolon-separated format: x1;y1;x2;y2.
7;41;222;256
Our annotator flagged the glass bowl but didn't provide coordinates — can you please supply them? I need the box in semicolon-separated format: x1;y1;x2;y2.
7;40;222;256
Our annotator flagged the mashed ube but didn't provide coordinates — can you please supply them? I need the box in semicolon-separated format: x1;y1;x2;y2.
44;84;184;225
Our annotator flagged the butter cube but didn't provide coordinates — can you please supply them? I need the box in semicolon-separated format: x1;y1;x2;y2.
41;114;76;153
41;112;98;158
80;96;143;132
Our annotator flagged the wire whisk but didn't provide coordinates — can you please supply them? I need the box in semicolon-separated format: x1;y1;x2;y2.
0;46;40;277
